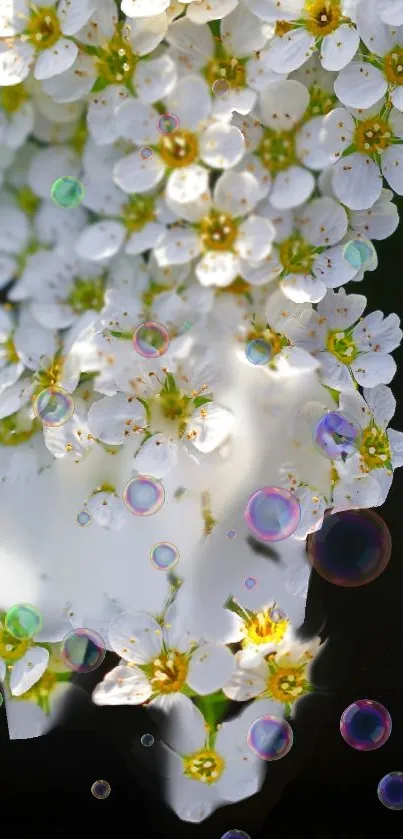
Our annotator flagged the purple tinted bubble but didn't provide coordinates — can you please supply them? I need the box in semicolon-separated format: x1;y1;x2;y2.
270;606;286;623
61;628;106;674
157;113;180;135
150;542;179;571
221;832;251;839
247;715;293;761
307;509;391;587
377;772;403;810
123;475;165;517
133;321;170;358
227;529;236;539
313;410;361;461
244;576;257;590
340;700;392;751
140;146;153;160
91;780;111;799
244;486;300;542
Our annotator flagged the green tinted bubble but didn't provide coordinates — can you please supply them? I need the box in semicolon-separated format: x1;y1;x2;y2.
51;176;85;209
5;603;42;640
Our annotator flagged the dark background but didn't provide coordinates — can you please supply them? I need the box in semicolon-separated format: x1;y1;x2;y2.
0;225;402;839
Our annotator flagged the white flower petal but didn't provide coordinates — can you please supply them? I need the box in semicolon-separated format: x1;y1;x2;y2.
318;288;366;328
34;38;78;81
320;24;359;72
92;665;152;705
271;165;315;210
87;394;146;445
113;151;165;193
154;229;201;266
166;165;209;206
214;170;260;215
9;646;49;697
363;384;396;428
75;221;126;261
236;214;274;260
187;643;235;695
165;75;211;130
0;41;33;86
133;434;178;478
334;62;387;110
200;123;245;169
297;196;348;246
223;667;266;701
381;145;403;194
152;693;206;754
388;428;403;467
135;53;177;102
260;79;310;130
108;611;163;663
332;154;382;211
115;99;159;144
266;29;315;74
351;352;397;388
187;402;233;452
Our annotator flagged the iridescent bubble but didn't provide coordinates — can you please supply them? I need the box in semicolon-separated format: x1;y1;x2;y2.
51;176;85;209
244;576;257;590
212;79;230;96
221;832;251;839
227;529;236;539
123;475;165;517
140;146;153;160
340;700;392;751
244;486;301;542
5;604;42;640
247;715;293;761
313;410;361;461
77;510;91;527
33;386;74;427
91;780;111;799
307;509;391;587
133;320;170;358
377;772;403;810
270;606;287;623
245;338;271;366
150;542;179;571
141;733;154;748
157;113;180;135
61;628;106;673
343;238;374;270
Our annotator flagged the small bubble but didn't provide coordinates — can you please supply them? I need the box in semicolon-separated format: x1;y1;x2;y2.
141;733;154;748
157;113;180;135
150;542;179;571
247;715;293;761
51;176;85;209
123;475;165;517
227;529;236;539
244;576;257;590
133;320;170;358
245;339;272;366
340;700;392;751
140;146;153;160
212;79;230;96
61;628;106;674
5;604;42;640
33;386;74;428
378;772;403;810
244;486;301;542
77;510;92;527
91;780;111;799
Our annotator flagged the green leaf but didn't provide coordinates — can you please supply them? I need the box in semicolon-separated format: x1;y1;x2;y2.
193;395;212;409
91;76;109;93
193;691;231;731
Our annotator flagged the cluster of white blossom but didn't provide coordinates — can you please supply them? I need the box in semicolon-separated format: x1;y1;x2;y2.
0;0;402;824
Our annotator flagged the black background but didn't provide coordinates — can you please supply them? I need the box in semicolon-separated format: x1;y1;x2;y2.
0;224;402;839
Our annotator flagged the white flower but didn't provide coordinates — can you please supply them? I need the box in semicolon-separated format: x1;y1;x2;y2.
223;635;320;703
0;82;34;148
92;605;235;706
155;693;267;823
112;76;245;202
0;0;86;86
85;487;129;530
321;103;403;209
155;170;275;288
377;0;403;26
122;0;238;25
253;0;359;73
286;287;402;391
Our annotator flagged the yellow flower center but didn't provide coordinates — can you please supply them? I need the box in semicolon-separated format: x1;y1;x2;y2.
183;748;225;784
267;665;308;703
18;669;57;702
216;277;252;296
205;56;246;89
67;277;105;313
122;195;155;232
3;336;19;364
305;84;337;118
199;211;238;251
259;128;296;174
0;410;39;446
384;47;403;84
0;83;28;113
246;325;287;358
279;233;316;274
95;30;137;85
244;607;289;647
25;6;60;49
359;424;392;471
304;0;342;36
34;356;64;392
149;650;188;694
0;628;30;661
354;118;392;155
159;129;199;168
326;329;358;363
275;20;294;37
15;187;40;216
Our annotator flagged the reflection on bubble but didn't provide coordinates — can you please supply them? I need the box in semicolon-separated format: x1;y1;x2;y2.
227;529;236;539
212;79;230;96
313;410;361;461
378;772;403;810
244;576;257;590
123;475;165;517
244;486;301;542
91;780;111;799
5;604;42;640
33;386;74;427
247;714;293;761
157;113;180;135
133;320;170;358
245;338;271;366
307;509;391;587
340;700;392;751
61;628;106;673
150;542;179;571
221;832;251;839
77;510;92;527
51;176;85;209
140;146;153;160
141;733;154;748
343;238;374;270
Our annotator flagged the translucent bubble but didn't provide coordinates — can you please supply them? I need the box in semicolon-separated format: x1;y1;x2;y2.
340;700;392;751
51;176;85;209
91;780;111;799
270;606;286;623
77;510;92;527
244;576;257;590
247;715;293;761
141;733;154;748
33;386;74;427
157;113;180;135
377;772;403;810
212;79;230;96
227;529;236;539
221;832;251;839
61;628;106;673
133;320;170;358
313;410;361;461
244;486;301;542
307;509;391;587
245;338;272;366
123;476;165;517
150;542;179;571
5;604;42;640
140;146;153;160
342;238;374;270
